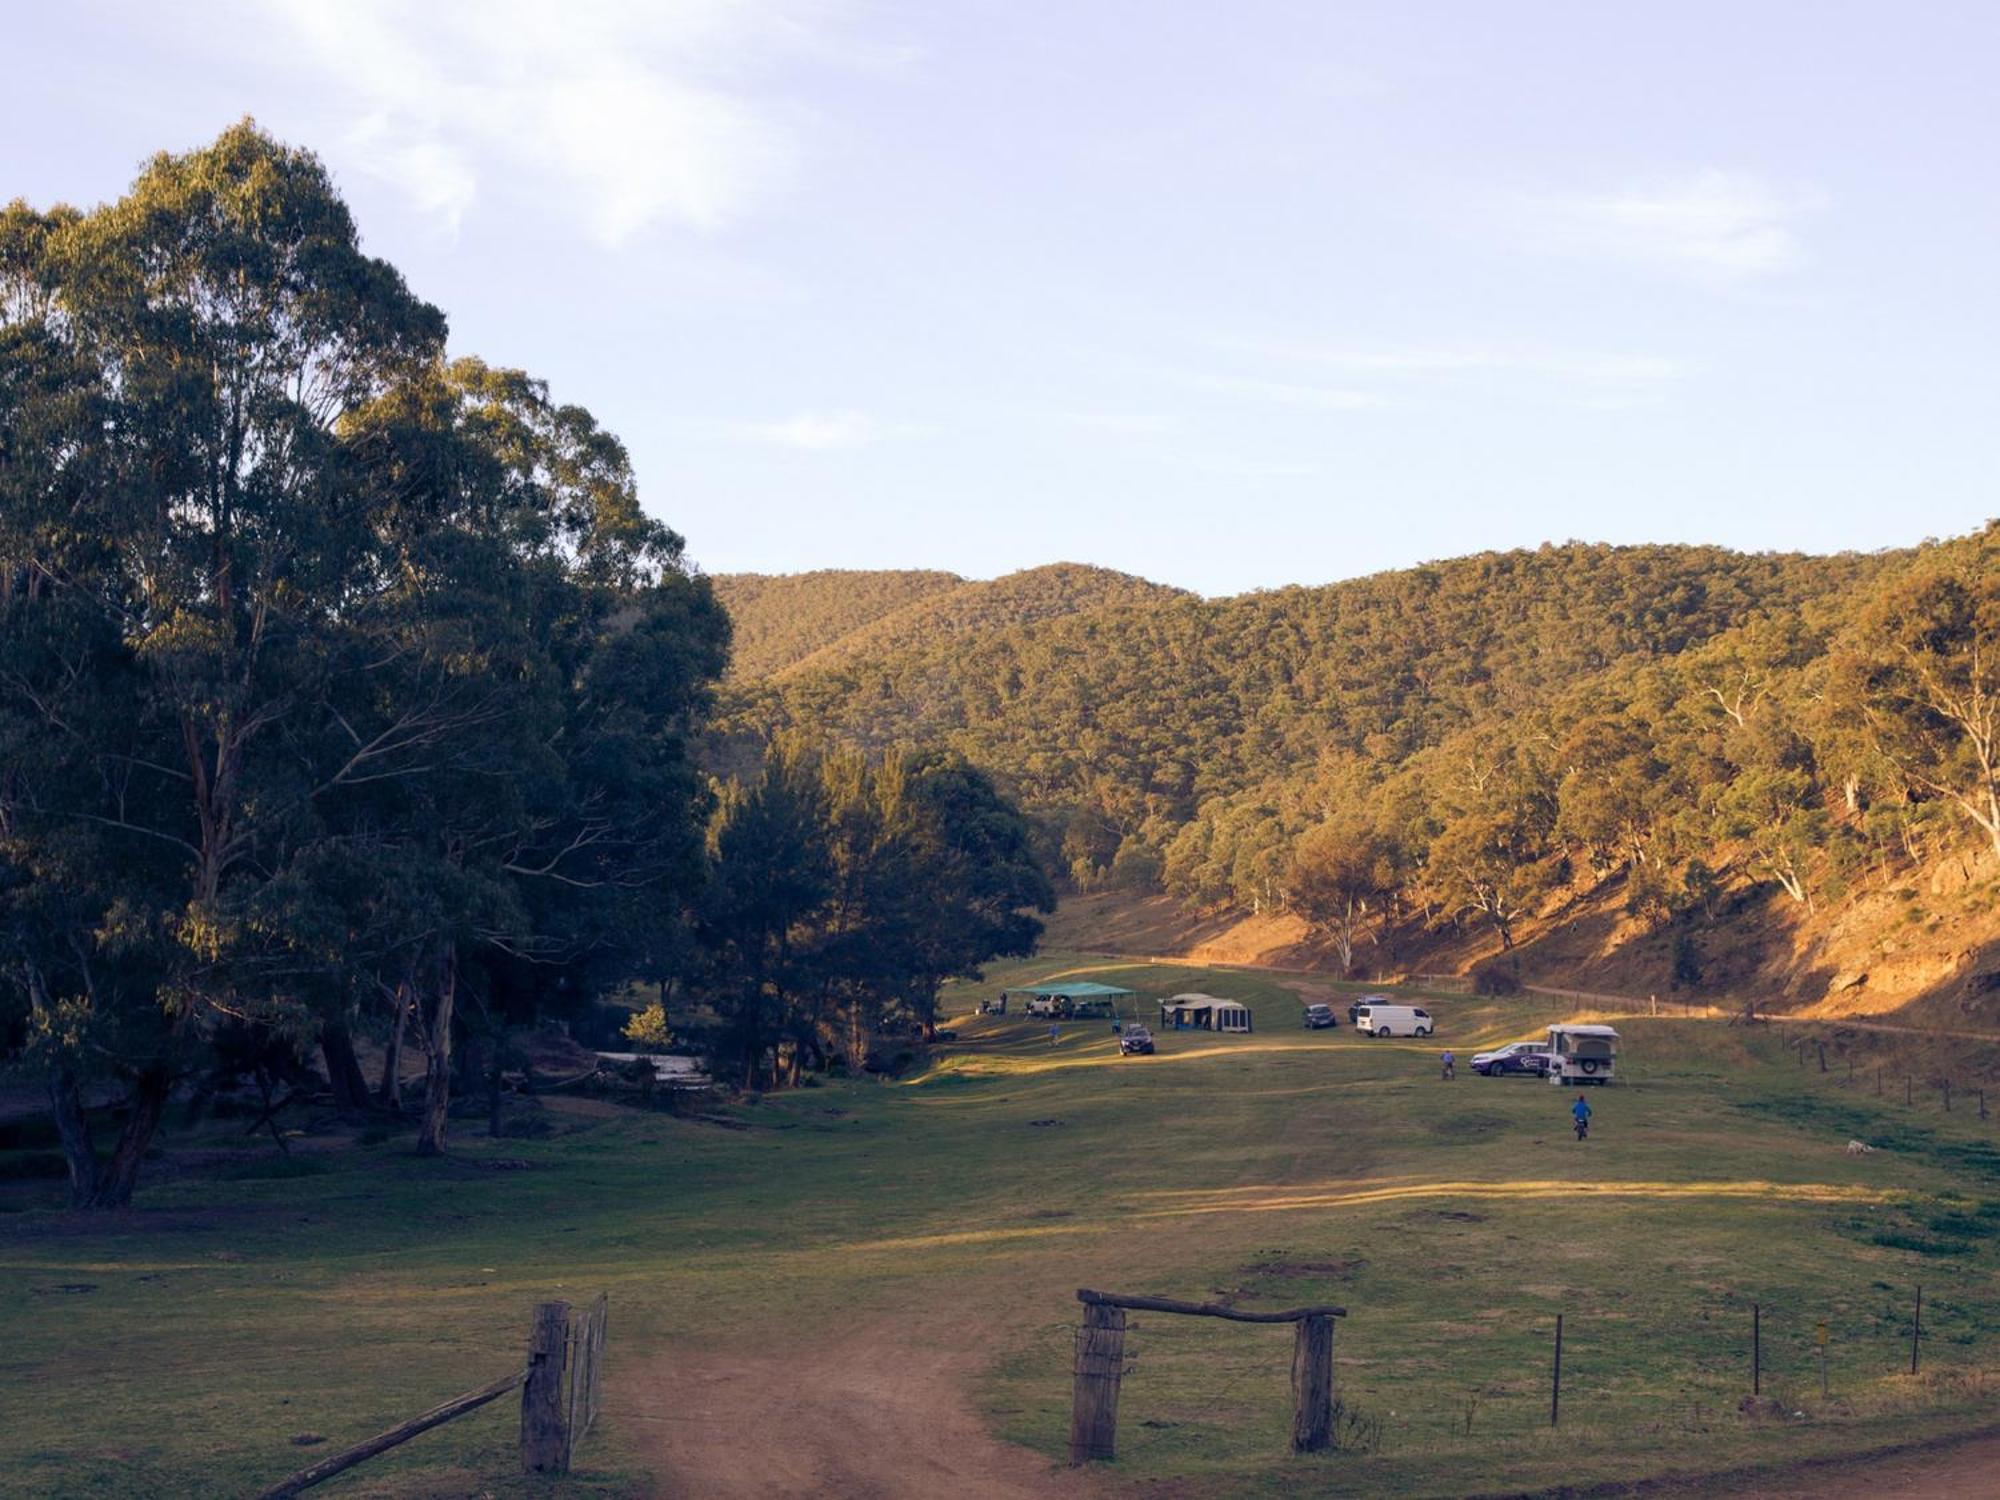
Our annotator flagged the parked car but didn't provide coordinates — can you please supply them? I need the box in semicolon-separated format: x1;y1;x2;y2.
1348;992;1391;1025
1302;1002;1338;1029
1353;1002;1433;1038
1118;1025;1156;1055
1471;1040;1550;1077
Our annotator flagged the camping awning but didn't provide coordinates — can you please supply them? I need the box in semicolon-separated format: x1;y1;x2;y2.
1011;980;1136;999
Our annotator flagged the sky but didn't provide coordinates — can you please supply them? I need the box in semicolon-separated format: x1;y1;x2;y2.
6;2;1998;596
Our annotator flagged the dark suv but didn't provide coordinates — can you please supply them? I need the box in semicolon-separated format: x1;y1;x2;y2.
1118;1025;1156;1056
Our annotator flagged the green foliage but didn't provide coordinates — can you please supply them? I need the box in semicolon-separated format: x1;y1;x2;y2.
695;739;1052;1088
713;569;964;679
0;123;727;1198
722;526;2000;965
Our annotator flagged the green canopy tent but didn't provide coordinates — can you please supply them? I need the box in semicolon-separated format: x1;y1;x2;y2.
1000;980;1137;1019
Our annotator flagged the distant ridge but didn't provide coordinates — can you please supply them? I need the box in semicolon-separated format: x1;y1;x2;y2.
771;563;1188;680
710;531;2000;1015
711;569;963;679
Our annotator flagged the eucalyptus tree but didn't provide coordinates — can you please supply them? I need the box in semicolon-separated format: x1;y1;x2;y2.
0;127;452;1202
0;124;727;1196
1832;525;2000;864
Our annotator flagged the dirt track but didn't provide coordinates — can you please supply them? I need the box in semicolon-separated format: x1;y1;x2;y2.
1694;1428;2000;1498
614;1322;2000;1499
615;1325;1081;1500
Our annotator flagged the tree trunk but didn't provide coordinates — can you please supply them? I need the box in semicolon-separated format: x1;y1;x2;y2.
321;1022;370;1115
378;981;410;1109
90;1066;172;1208
417;948;457;1157
46;1069;101;1209
1333;924;1354;974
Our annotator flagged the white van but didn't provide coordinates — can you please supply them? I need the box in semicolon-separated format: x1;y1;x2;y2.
1353;1002;1433;1038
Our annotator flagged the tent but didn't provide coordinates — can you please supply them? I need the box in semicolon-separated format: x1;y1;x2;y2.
1156;992;1254;1034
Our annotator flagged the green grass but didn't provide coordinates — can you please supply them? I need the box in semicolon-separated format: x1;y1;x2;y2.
3;955;1997;1498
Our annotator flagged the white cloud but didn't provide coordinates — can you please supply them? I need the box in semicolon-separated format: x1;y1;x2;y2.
1517;170;1819;279
746;409;888;450
261;0;845;245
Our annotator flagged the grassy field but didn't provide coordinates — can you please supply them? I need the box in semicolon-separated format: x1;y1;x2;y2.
4;954;1998;1498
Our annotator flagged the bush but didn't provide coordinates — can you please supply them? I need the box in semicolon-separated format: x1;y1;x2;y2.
1671;929;1704;989
1472;966;1522;997
1109;838;1164;890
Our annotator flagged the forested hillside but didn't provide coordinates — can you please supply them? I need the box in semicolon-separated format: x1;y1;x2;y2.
712;569;962;678
720;531;2000;1012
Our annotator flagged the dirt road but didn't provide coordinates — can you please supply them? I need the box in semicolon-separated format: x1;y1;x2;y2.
614;1325;1082;1500
1693;1429;2000;1498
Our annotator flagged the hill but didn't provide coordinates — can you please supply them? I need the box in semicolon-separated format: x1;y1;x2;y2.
720;529;2000;1018
767;561;1188;679
711;568;964;678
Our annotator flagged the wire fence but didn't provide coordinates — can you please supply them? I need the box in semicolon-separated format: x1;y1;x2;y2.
1053;1271;1992;1467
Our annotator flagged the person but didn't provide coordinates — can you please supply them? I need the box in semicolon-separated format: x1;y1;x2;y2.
1572;1093;1592;1139
1440;1049;1456;1080
1049;1023;1060;1046
1110;1017;1122;1035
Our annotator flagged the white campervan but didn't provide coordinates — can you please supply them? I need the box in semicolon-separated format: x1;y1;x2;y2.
1353;1002;1433;1038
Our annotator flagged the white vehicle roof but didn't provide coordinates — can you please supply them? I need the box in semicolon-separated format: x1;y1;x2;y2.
1548;1023;1620;1037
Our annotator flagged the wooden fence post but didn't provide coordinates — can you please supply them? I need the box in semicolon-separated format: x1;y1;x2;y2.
1911;1286;1923;1376
1068;1302;1126;1464
1550;1314;1563;1428
1290;1314;1335;1452
522;1300;572;1474
561;1293;609;1469
1752;1303;1761;1396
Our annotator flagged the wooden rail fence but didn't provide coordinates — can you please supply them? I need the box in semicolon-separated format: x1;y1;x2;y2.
1069;1289;1347;1464
254;1295;607;1498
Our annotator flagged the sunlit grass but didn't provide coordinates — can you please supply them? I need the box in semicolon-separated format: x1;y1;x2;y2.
2;951;1996;1497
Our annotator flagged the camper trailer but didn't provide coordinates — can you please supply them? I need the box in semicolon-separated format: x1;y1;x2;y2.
1546;1023;1619;1085
1156;993;1254;1033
